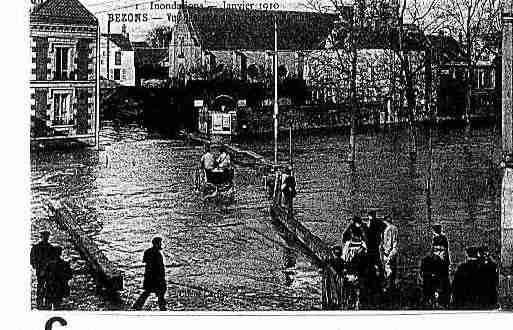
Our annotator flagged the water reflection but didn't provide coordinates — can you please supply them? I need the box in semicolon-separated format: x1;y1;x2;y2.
31;122;501;310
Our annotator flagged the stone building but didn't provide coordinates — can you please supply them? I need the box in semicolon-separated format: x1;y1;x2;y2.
100;25;136;87
30;0;99;141
168;6;338;84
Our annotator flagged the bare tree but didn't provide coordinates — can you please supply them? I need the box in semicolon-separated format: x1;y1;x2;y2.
146;25;173;48
437;0;501;124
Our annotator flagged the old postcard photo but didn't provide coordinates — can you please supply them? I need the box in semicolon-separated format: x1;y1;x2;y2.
21;0;513;317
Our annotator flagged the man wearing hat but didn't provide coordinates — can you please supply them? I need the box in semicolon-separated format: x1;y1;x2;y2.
431;222;450;264
133;237;167;311
452;246;482;309
280;165;296;211
477;246;498;309
421;242;450;308
30;230;54;308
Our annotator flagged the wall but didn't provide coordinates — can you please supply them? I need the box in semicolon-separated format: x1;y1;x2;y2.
30;22;97;139
99;37;135;86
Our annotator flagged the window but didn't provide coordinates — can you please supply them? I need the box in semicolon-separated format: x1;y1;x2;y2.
122;69;127;80
114;69;121;80
178;37;184;58
55;47;70;80
115;51;122;65
53;92;72;126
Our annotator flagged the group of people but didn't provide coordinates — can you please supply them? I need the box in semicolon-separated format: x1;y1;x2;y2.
326;211;399;309
420;224;498;309
263;164;297;211
30;231;73;310
200;144;233;185
324;213;499;310
32;232;167;311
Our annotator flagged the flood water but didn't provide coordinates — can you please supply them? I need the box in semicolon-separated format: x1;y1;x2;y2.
30;122;502;310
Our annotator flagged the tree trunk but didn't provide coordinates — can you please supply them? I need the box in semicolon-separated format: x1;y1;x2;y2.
403;53;417;159
426;124;433;224
349;47;357;170
348;7;358;170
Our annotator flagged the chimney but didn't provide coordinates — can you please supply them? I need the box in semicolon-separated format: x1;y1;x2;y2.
121;24;129;39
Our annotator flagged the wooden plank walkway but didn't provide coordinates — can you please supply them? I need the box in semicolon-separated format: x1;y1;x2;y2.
44;200;123;294
183;130;343;308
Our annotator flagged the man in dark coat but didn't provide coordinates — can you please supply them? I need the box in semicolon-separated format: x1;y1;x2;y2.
421;243;450;308
133;237;167;311
362;211;387;307
280;166;297;212
452;246;482;309
477;246;498;309
341;216;366;244
431;222;450;264
30;230;54;308
44;246;72;310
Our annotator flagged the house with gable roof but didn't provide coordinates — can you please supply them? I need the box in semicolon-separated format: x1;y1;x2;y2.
30;0;99;141
168;6;339;84
100;24;136;87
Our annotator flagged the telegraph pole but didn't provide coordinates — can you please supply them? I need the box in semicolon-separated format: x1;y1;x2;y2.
274;16;279;165
96;23;101;149
107;18;111;80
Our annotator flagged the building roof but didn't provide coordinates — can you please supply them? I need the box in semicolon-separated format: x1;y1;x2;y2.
427;34;465;62
30;0;98;26
135;48;169;66
132;41;150;49
183;7;339;51
102;34;133;51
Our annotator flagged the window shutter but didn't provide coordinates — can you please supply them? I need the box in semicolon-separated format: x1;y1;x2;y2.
76;88;89;134
76;39;90;81
35;37;49;81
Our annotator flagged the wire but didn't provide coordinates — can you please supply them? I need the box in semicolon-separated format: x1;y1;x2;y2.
91;0;165;14
87;0;122;7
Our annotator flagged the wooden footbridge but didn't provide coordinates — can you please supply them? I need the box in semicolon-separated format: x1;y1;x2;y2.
184;131;344;309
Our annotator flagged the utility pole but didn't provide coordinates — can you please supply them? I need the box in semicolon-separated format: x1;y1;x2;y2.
96;23;101;149
107;19;111;80
274;16;279;165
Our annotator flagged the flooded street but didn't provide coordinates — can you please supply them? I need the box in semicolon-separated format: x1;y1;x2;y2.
31;122;502;310
31;123;320;311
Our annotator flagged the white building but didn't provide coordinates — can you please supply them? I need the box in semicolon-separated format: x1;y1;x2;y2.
100;25;135;86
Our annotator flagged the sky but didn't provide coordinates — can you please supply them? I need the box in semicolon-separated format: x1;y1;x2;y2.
78;0;308;41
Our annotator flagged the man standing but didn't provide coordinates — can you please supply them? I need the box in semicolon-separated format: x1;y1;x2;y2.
200;144;215;183
380;217;399;295
432;222;450;264
44;246;73;310
362;211;387;307
30;230;54;308
280;166;296;211
452;246;482;309
133;237;167;311
341;216;365;244
421;243;450;308
477;246;498;309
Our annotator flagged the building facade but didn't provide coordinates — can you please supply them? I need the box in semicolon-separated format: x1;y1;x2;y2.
30;0;99;141
168;7;337;85
100;25;136;86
